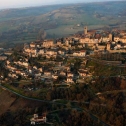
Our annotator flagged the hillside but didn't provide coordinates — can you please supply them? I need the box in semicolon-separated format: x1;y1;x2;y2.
0;77;126;126
0;1;126;47
0;88;44;116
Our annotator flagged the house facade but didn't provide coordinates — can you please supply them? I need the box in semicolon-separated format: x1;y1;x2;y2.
30;114;47;125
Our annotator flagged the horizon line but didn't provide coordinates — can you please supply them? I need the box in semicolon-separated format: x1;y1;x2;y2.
0;0;124;10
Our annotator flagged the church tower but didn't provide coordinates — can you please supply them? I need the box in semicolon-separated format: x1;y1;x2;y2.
84;26;88;35
109;33;114;41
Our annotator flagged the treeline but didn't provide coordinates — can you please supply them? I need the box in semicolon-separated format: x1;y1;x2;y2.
59;109;101;126
89;92;126;126
46;84;94;102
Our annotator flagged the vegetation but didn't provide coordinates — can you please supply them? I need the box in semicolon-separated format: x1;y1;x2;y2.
1;50;126;125
0;1;126;125
0;75;126;126
1;1;126;48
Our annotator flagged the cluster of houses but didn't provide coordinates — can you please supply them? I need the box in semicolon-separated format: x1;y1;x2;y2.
23;27;126;59
0;48;13;61
23;39;87;58
2;27;126;89
6;58;43;80
5;53;91;86
78;28;126;52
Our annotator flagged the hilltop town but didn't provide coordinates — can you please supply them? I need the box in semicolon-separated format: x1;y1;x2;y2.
1;0;126;125
0;26;126;90
0;26;126;125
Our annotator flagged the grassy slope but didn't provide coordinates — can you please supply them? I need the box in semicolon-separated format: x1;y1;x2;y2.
0;87;45;116
0;88;16;115
0;1;126;47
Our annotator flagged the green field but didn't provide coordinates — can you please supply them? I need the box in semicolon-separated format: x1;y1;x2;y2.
0;1;126;47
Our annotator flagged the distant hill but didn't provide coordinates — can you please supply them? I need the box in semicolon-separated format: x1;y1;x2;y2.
0;1;126;47
0;4;66;20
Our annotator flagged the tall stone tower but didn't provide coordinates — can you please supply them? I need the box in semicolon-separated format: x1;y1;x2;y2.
84;26;88;35
109;33;114;41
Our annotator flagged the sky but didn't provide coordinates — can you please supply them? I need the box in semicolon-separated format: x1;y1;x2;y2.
0;0;121;9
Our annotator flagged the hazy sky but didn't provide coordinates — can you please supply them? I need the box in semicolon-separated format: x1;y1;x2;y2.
0;0;121;9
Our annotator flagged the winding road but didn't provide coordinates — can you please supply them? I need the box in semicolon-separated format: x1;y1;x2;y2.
0;84;110;126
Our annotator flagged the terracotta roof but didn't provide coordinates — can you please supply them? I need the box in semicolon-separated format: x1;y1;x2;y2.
80;50;86;52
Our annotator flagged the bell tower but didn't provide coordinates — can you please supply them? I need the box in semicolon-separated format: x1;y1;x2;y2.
109;33;114;41
84;26;88;35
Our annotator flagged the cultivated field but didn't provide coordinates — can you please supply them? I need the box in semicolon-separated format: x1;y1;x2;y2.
0;1;126;47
